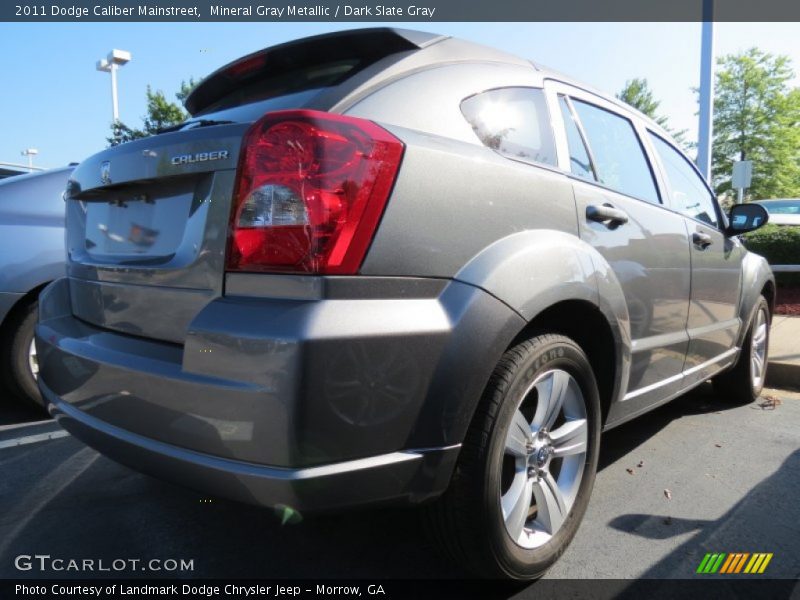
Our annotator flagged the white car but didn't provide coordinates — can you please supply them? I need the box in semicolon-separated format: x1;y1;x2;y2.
756;199;800;226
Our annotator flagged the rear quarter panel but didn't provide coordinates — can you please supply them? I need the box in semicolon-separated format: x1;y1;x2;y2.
358;126;579;278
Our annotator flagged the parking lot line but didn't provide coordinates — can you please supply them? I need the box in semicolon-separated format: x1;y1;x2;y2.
0;419;54;432
0;430;70;449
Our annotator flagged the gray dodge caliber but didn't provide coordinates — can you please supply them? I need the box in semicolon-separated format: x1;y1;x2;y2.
37;28;774;579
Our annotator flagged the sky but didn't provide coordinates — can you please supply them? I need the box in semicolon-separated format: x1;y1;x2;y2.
1;22;799;170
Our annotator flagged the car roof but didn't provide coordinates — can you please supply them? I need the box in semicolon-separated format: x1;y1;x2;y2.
529;60;674;138
186;27;673;141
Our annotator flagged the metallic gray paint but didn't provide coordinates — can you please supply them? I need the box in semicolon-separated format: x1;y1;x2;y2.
737;251;776;348
346;62;544;146
38;29;775;511
65;167;237;343
359;128;577;278
37;276;523;468
331;37;535;116
46;386;460;511
682;225;743;369
67;125;245;195
572;182;691;394
224;274;448;302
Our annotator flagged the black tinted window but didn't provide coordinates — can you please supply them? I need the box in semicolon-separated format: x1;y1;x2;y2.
461;88;557;166
197;59;358;116
571;100;660;204
559;97;595;180
649;134;718;227
188;88;328;124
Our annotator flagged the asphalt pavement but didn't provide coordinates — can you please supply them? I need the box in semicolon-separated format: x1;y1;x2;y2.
0;384;798;588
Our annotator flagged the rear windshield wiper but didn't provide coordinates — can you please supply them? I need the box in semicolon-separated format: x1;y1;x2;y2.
157;119;235;134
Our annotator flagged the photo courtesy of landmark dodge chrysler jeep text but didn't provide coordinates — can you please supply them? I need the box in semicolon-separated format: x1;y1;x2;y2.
36;28;774;579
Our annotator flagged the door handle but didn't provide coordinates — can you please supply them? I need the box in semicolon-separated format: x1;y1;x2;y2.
586;203;629;228
692;231;713;249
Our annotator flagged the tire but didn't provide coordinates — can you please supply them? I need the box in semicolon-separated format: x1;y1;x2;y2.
713;295;770;404
0;299;44;409
426;334;601;580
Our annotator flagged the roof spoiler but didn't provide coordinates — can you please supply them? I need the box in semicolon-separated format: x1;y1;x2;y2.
184;28;445;115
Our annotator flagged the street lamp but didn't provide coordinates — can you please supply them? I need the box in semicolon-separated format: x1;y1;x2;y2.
696;0;715;182
21;148;38;171
96;49;132;122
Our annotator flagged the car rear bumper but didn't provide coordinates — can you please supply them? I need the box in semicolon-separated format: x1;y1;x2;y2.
36;276;525;510
44;383;459;512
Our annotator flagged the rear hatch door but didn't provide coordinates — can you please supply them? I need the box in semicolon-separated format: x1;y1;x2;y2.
65;28;433;344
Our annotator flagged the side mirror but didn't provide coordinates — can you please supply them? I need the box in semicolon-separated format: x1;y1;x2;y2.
727;203;769;236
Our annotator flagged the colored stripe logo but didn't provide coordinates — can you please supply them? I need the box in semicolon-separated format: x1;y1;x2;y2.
696;552;773;574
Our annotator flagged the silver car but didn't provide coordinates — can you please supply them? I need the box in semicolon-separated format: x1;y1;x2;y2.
755;199;800;226
0;167;72;407
37;29;773;579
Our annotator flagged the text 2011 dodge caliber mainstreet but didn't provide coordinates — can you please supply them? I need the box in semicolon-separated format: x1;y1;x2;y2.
37;28;774;579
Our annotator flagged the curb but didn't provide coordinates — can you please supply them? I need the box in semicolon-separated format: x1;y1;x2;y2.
767;361;800;391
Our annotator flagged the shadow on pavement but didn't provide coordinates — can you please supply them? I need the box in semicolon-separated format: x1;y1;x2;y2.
0;435;461;579
607;514;709;540
0;382;788;586
0;393;48;426
598;383;745;471
610;449;800;580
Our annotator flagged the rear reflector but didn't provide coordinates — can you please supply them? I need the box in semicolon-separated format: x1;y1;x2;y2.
226;110;404;275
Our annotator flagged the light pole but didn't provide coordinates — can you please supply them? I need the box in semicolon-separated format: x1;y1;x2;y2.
96;49;132;122
21;148;38;171
696;0;715;183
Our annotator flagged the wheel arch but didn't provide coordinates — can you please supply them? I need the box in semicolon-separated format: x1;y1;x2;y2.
738;251;776;347
510;299;619;425
1;281;50;332
434;230;632;443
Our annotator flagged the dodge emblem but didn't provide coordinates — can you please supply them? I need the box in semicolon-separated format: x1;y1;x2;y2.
100;161;111;185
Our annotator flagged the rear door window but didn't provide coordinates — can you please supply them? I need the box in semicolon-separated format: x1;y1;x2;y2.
570;99;660;204
460;88;557;167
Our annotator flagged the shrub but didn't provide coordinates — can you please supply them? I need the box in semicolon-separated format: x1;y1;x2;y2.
743;224;800;285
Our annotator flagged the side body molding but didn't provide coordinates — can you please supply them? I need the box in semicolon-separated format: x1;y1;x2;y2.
453;230;632;412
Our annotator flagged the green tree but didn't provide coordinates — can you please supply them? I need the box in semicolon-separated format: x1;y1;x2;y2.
107;79;198;146
176;78;199;104
712;48;800;200
616;78;689;149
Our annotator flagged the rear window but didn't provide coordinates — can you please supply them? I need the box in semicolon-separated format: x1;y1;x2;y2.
196;59;360;117
187;88;328;124
186;29;422;120
460;87;557;167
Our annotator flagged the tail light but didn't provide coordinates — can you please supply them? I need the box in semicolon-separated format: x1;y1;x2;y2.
226;110;404;274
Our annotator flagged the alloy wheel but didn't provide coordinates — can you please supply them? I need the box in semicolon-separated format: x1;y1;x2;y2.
28;338;39;379
750;306;768;392
500;369;588;549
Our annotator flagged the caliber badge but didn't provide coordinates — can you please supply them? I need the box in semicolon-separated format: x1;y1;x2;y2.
170;150;229;165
